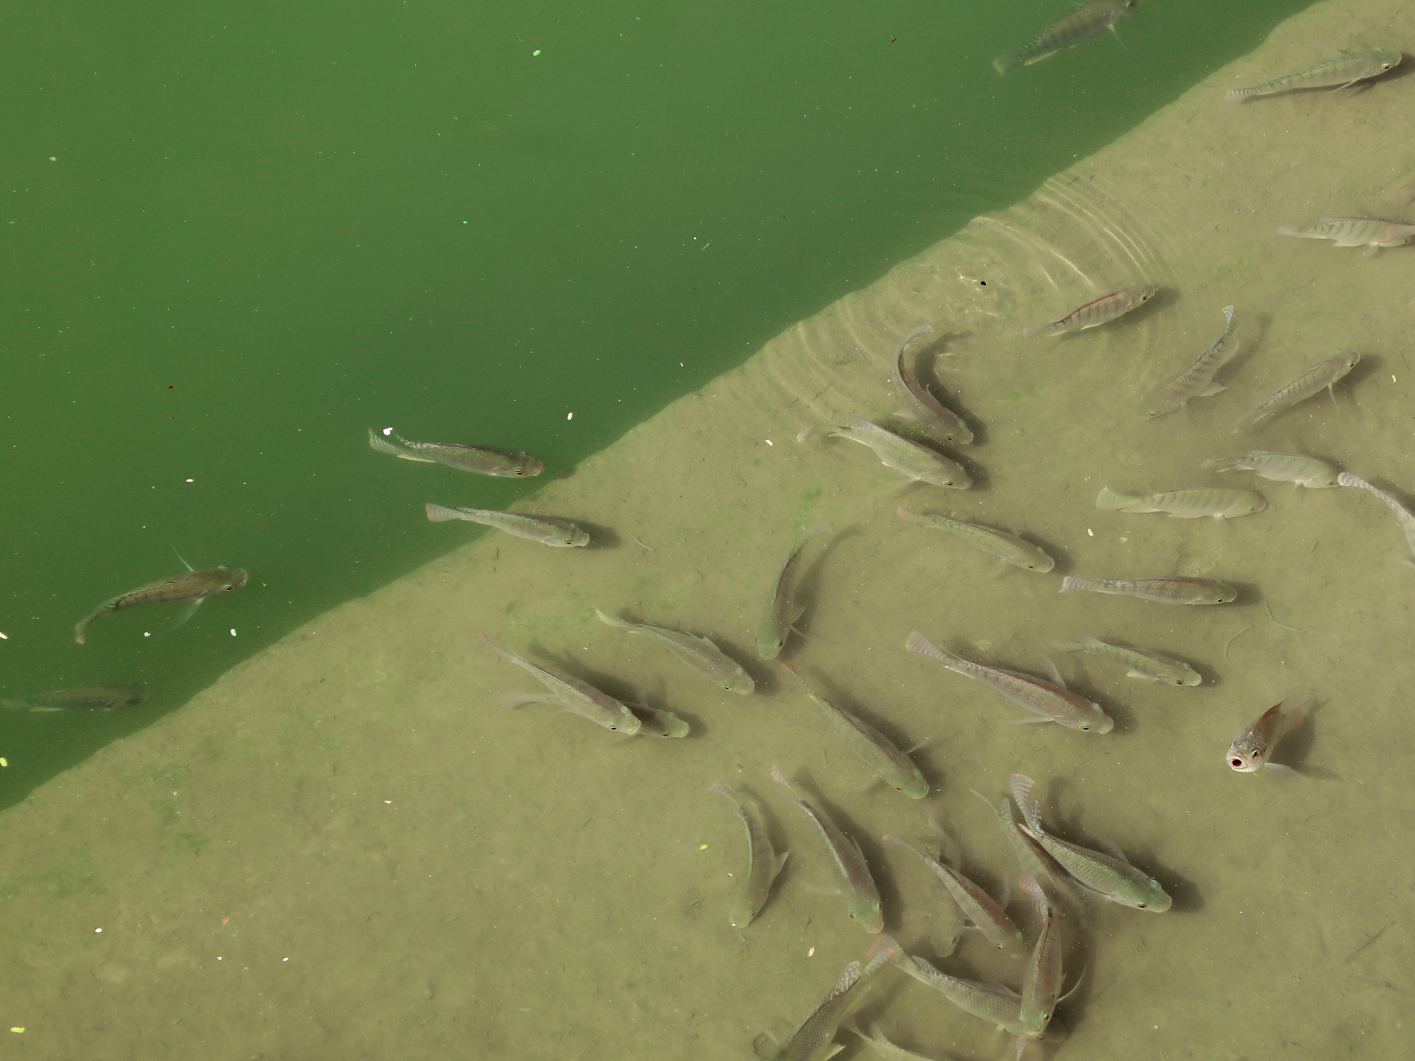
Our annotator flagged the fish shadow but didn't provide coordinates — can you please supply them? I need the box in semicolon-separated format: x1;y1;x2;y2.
576;522;623;550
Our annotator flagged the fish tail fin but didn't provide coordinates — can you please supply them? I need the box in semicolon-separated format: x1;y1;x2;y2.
74;619;89;645
1020;873;1049;918
1095;486;1138;510
1275;225;1300;236
993;52;1020;77
1009;774;1040;831
425;503;466;523
1228;87;1254;102
1021;322;1047;340
863;933;904;970
593;606;629;630
904;630;958;667
896;505;922;524
1048;639;1085;653
367;427;407;456
1059;575;1103;595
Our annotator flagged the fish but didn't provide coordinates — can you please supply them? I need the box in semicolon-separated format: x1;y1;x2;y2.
368;426;542;477
1337;472;1415;560
770;765;884;933
1203;451;1341;488
993;0;1140;76
425;503;589;547
843;1022;947;1061
1138;305;1240;418
905;632;1113;733
1276;216;1415;248
1095;485;1265;519
1021;284;1155;339
1230;47;1401;100
891;325;973;444
830;417;970;489
709;783;787;928
1009;773;1172;912
883;833;1024;956
1050;636;1201;686
757;521;832;659
74;566;247;644
475;633;640;734
898;957;1068;1043
972;790;1084;923
1;685;148;712
624;702;689;737
897;507;1054;572
1059;575;1236;604
1228;698;1310;774
594;609;754;694
784;665;927;798
768;935;902;1061
1018;876;1064;1040
1233;351;1360;432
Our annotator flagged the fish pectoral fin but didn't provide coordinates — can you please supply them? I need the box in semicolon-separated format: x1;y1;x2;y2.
173;599;205;627
1008;715;1056;725
1261;762;1300;778
500;693;560;710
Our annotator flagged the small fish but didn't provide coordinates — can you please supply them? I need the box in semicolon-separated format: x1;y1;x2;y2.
594;609;754;694
891;325;973;444
1228;698;1310;774
1022;284;1155;339
830;417;970;489
784;665;927;798
1234;351;1360;432
368;427;542;477
994;0;1139;76
1230;47;1401;100
768;935;902;1061
899;957;1068;1044
425;503;589;547
709;783;787;928
1010;773;1172;912
1203;451;1341;489
770;765;884;933
625;702;689;737
897;507;1053;572
1060;575;1236;604
74;567;247;644
2;685;148;712
1276;216;1415;248
757;521;832;659
1138;305;1239;418
476;633;640;734
1018;876;1064;1040
883;834;1024;956
1337;472;1415;560
1051;636;1201;686
972;790;1083;923
844;1022;947;1061
1096;485;1265;519
905;632;1113;733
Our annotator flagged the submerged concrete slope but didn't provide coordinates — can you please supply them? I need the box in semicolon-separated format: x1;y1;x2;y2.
2;2;1412;1058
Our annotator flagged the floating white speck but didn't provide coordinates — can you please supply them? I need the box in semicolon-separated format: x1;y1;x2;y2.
185;478;194;483
567;412;574;420
765;439;773;446
230;629;237;637
143;632;151;638
94;928;102;934
382;426;393;436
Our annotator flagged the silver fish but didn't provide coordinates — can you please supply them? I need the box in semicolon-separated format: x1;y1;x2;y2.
2;685;148;712
883;833;1023;956
899;957;1069;1043
1338;472;1415;560
1050;636;1201;686
831;417;970;489
1060;575;1236;604
771;765;884;933
891;325;973;444
75;567;247;644
972;790;1083;923
1096;485;1265;519
1231;48;1401;100
1138;305;1239;418
768;936;903;1061
844;1022;947;1061
906;632;1113;733
1203;451;1340;488
994;0;1140;76
1018;876;1064;1040
426;503;589;547
1276;216;1415;248
784;665;927;798
1022;284;1155;339
709;783;787;928
1010;773;1172;912
476;633;640;734
1228;698;1310;774
368;426;542;477
1234;351;1360;432
595;608;754;694
897;507;1054;572
757;521;832;659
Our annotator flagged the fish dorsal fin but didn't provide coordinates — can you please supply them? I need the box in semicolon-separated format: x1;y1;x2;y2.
1042;657;1067;689
1096;836;1131;864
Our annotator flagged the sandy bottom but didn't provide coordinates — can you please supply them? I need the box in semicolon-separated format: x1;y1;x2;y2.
3;1;1413;1058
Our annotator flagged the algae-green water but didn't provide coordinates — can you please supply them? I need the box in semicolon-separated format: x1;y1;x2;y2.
0;3;1312;797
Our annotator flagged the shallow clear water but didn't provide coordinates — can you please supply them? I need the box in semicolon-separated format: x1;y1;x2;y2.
11;1;1413;1059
